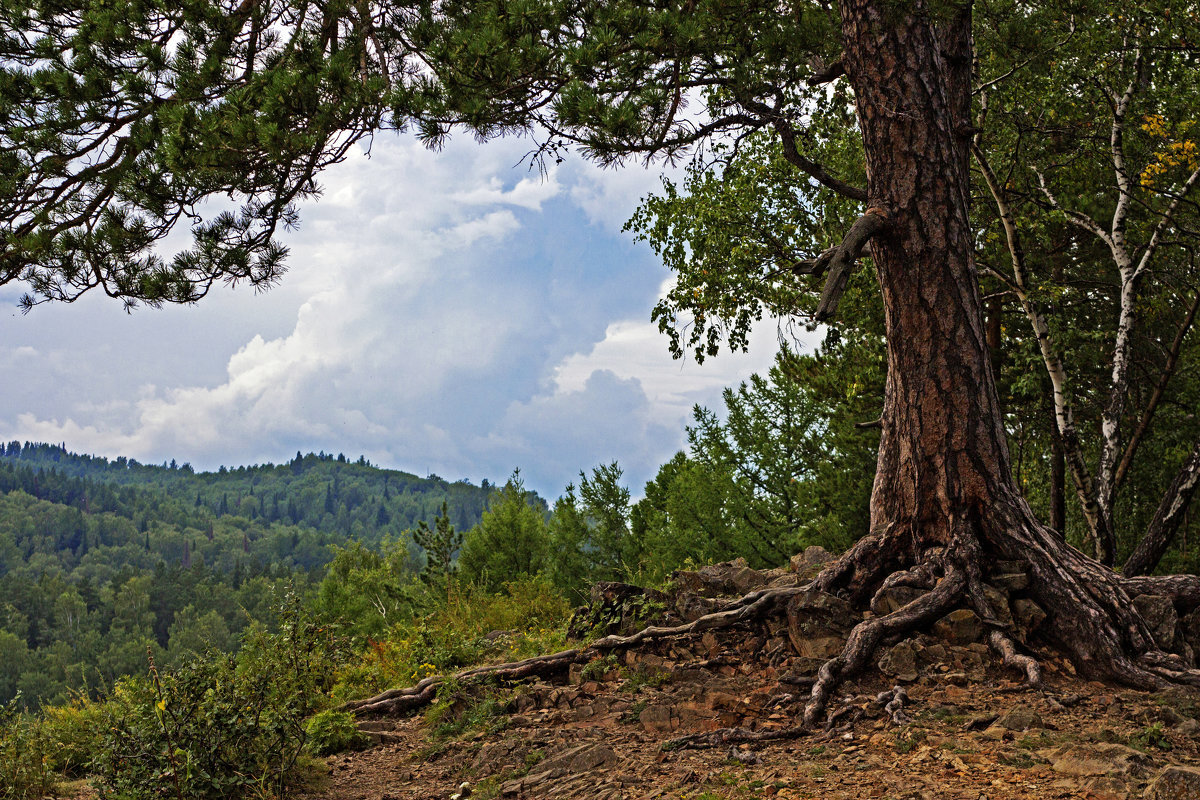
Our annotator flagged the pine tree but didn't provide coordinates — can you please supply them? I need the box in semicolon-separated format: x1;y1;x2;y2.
413;501;462;585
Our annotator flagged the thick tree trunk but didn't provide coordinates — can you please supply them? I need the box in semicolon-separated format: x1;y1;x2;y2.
839;0;1012;556
819;0;1200;711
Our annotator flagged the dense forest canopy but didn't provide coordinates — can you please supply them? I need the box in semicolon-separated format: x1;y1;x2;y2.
0;442;499;707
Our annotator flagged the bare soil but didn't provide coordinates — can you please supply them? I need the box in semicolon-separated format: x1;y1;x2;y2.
304;627;1200;800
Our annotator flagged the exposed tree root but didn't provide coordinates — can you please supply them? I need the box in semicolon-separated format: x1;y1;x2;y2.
662;725;814;751
345;586;808;716
1122;574;1200;607
803;561;966;727
346;499;1200;733
879;685;911;725
987;631;1042;689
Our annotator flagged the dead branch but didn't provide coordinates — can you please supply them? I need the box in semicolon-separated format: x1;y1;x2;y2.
810;209;891;323
663;725;812;751
807;59;844;86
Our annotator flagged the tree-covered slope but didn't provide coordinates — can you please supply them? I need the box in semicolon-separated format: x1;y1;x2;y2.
0;442;503;707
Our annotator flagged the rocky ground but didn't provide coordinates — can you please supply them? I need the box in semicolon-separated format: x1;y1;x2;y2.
305;555;1200;800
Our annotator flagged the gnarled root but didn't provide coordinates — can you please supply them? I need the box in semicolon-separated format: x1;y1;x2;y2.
345;585;807;716
988;631;1042;688
803;562;966;727
346;495;1200;729
662;725;812;751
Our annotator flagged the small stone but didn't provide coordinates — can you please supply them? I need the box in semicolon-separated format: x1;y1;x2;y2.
790;545;834;573
639;704;675;734
1144;766;1200;799
997;703;1043;731
979;725;1007;741
873;585;927;615
1043;743;1150;778
962;713;999;731
1174;718;1200;737
933;609;984;644
878;640;919;682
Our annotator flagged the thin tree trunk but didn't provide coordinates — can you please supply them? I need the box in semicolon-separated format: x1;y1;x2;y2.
1050;421;1066;537
1124;439;1200;577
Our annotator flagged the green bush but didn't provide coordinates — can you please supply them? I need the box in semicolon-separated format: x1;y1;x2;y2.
40;693;106;779
330;575;570;702
304;710;369;756
93;592;349;800
0;696;55;800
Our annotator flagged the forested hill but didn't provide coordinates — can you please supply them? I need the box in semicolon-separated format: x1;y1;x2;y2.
0;441;500;547
0;442;506;707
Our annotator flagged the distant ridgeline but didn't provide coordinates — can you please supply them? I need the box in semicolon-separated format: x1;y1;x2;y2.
0;442;504;707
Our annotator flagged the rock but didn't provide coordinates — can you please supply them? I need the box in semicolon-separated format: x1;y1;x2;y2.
1042;743;1151;779
979;725;1007;741
932;609;984;644
996;703;1043;731
1132;595;1178;650
981;583;1014;627
1144;765;1200;799
1012;598;1047;639
767;572;803;589
878;640;919;682
1181;609;1200;658
675;593;718;622
962;713;999;731
538;742;619;775
639;704;676;733
673;558;772;596
790;546;834;574
989;572;1030;592
872;585;927;615
1175;718;1200;737
785;590;855;658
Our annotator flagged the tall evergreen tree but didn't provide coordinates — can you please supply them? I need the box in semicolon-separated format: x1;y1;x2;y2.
459;472;549;593
413;501;461;584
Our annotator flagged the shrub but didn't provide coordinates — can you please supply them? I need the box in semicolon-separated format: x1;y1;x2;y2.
39;693;106;779
304;710;369;756
0;696;54;800
330;575;570;703
93;591;349;799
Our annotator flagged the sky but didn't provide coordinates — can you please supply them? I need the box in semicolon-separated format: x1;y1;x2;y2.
0;133;811;500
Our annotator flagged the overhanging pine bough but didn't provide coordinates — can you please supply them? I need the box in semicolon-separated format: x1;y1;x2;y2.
6;0;1200;724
